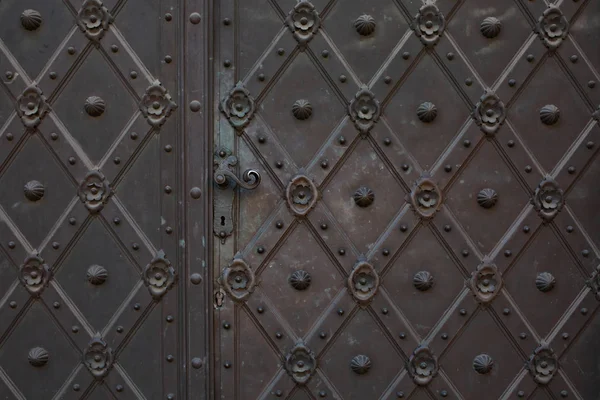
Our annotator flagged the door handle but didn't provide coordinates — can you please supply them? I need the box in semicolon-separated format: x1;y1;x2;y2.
214;155;261;190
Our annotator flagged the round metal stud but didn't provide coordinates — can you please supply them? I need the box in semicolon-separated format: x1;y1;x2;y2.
353;187;375;207
21;9;42;31
350;354;372;374
289;270;311;291
477;188;498;209
354;15;376;36
189;12;201;24
24;180;45;202
480;17;502;38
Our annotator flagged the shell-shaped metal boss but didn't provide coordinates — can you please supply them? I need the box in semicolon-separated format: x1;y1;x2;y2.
289;270;311;291
477;188;498;209
354;14;376;36
535;272;556;292
84;96;106;117
540;104;560;125
28;347;49;367
21;9;42;31
413;271;434;291
353;186;375;208
417;102;437;123
350;354;372;374
24;180;45;202
473;353;494;374
480;17;502;38
292;99;312;120
87;265;108;285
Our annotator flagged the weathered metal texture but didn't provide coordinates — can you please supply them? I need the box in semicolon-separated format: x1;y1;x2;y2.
0;0;188;398
214;0;600;399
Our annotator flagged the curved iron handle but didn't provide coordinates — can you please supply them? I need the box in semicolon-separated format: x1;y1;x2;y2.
214;168;261;190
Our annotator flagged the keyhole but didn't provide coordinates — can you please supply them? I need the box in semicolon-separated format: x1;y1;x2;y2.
220;216;226;226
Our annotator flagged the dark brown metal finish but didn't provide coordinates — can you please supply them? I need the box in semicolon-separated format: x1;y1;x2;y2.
213;1;600;399
0;0;192;398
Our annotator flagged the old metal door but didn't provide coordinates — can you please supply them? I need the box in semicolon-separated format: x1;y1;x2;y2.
0;0;191;398
213;0;600;399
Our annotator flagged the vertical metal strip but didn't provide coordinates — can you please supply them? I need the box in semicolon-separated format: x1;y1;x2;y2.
159;0;180;397
185;0;210;397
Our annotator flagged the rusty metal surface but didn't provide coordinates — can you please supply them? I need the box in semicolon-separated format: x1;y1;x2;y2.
213;0;600;399
0;0;186;398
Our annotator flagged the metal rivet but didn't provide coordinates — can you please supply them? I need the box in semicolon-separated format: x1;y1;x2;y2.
402;52;410;60
189;12;201;24
165;55;172;63
525;165;532;173
321;160;328;169
382;307;388;315
223;322;230;329
134;303;141;310
116;326;123;333
383;138;391;146
526;54;534;62
582;249;590;257
49;72;57;80
276;221;283;229
113;157;120;164
384;76;392;84
257;306;264;313
192;358;203;368
164;145;173;152
460;309;467;316
164;12;172;21
447;52;454;60
258;73;265;81
517;391;525;398
190;187;202;199
440;391;448;397
223;18;230;25
52;242;60;249
6;133;14;141
321;50;329;58
319;391;327;398
275;390;283;397
444;165;452;172
462;249;469;257
441;333;448;340
338;136;346;145
68;157;76;165
338;248;345;255
275;160;283;169
519;332;527;339
320;223;328;230
224;361;231;368
581;307;588;315
69;217;76;225
503;308;510;315
164;186;172;194
397;392;404;398
339;74;347;82
166;315;174;322
523;225;530;233
277;48;285;56
72;326;79;333
111;44;118;53
223;60;231;68
570;55;578;63
508;79;516;87
587;141;595;149
9;301;16;308
167;394;175;399
165;226;173;234
130;71;137;79
507;140;515;147
337;308;344;315
258;136;266;143
504;250;512;257
400;224;408;232
567;166;576;174
132;243;139;250
566;225;573;233
257;246;265;254
319;331;327;338
190;100;201;112
190;273;202;285
562;332;569;340
465;78;473;86
68;46;76;55
399;332;406;339
73;384;80;391
588;81;596;89
53;301;60;309
130;132;138;140
463;139;471;147
382;249;390;256
560;390;568;397
275;332;283;339
8;241;15;249
401;164;409;171
444;225;451;232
